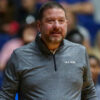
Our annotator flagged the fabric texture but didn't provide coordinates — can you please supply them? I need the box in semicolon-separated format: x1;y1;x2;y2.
0;35;97;100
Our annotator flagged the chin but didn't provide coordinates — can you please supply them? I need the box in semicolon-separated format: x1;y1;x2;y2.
50;37;63;43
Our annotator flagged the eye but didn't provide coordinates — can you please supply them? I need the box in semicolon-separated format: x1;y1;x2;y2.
59;19;65;23
47;19;54;23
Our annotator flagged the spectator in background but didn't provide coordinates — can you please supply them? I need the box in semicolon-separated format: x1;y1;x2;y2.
66;30;84;45
17;0;37;25
66;10;90;37
60;2;94;54
89;55;100;99
60;0;93;14
92;30;100;60
56;0;100;44
0;23;37;71
65;10;92;51
36;0;50;9
91;0;100;24
0;0;19;35
80;28;94;55
0;33;11;50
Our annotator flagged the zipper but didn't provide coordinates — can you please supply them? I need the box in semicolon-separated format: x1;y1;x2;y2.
53;54;57;71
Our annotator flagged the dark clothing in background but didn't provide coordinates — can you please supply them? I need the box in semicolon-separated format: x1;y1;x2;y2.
0;71;3;90
16;7;38;25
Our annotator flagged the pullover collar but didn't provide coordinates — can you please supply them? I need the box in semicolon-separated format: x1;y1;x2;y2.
35;34;64;55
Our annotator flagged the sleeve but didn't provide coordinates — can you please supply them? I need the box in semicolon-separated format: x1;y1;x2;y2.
0;51;19;100
81;48;98;100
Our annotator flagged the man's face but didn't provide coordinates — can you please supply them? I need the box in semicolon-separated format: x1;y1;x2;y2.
38;8;67;44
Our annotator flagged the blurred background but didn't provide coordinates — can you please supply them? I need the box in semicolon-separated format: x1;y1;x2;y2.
0;0;100;99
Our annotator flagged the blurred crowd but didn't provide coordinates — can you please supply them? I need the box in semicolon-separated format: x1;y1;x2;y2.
0;0;100;99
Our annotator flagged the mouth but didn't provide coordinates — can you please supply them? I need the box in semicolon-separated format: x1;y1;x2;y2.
50;31;62;37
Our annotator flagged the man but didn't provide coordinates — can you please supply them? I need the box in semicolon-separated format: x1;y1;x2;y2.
0;1;97;100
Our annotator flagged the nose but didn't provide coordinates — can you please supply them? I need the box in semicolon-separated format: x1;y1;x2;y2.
53;21;60;28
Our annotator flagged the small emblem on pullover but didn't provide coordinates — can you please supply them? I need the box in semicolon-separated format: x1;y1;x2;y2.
65;61;76;64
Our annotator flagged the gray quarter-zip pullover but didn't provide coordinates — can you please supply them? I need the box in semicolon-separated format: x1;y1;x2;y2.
0;36;97;100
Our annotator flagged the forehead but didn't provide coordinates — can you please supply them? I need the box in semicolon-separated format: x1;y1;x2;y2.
43;8;66;19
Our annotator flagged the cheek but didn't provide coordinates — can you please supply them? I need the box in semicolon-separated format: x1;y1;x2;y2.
41;24;52;33
62;23;67;29
45;24;52;30
62;24;67;34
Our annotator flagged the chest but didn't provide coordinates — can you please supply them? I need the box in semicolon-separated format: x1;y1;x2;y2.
18;54;84;91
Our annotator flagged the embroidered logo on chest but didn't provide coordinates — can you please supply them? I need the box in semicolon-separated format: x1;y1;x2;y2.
64;61;76;64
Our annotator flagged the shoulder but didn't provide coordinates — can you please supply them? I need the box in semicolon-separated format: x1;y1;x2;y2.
63;39;87;62
64;39;86;51
96;84;100;91
13;41;36;57
62;40;88;66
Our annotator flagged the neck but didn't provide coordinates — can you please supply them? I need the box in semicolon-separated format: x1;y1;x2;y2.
46;43;60;51
41;38;61;51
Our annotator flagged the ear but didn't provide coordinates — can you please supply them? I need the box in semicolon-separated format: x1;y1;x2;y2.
36;20;41;32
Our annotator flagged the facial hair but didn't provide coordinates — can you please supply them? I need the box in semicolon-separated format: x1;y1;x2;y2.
44;28;64;44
